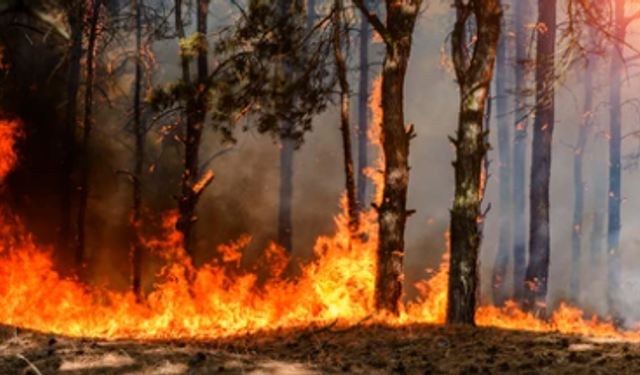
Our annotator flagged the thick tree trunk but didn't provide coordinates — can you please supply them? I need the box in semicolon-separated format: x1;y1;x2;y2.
374;44;411;314
176;0;210;257
607;4;625;317
512;0;531;304
353;0;421;315
356;1;370;213
332;0;358;234
491;31;511;307
523;0;556;314
76;0;101;276
59;4;84;264
569;57;594;303
447;0;501;325
131;0;144;300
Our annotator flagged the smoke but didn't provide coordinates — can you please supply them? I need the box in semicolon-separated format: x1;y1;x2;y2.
2;0;640;324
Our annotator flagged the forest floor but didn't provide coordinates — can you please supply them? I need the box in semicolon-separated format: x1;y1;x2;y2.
2;322;640;374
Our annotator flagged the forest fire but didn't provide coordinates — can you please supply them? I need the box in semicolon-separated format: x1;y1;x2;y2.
0;118;635;343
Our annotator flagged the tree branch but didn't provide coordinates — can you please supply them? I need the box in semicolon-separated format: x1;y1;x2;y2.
351;0;393;49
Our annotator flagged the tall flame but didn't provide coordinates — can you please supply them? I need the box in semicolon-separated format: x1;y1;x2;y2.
0;115;637;341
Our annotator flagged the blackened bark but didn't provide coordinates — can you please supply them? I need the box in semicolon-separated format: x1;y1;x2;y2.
356;1;370;213
76;0;101;276
374;45;411;314
523;0;556;314
131;0;144;300
59;4;84;263
353;0;422;315
512;0;531;304
332;0;358;233
176;0;211;257
569;57;594;303
447;0;501;325
491;31;511;307
607;2;625;316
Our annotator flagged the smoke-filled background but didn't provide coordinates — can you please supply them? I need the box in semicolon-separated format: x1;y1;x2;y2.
1;0;640;321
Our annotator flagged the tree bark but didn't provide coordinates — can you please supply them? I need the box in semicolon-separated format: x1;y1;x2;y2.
512;0;531;304
176;0;211;258
59;3;84;265
607;0;625;317
353;0;422;315
76;0;102;277
356;0;370;213
491;29;511;307
332;0;358;234
569;56;595;304
131;0;144;300
447;0;501;325
523;0;556;314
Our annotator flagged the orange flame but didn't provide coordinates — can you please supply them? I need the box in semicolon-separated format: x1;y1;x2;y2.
0;117;638;342
364;74;384;206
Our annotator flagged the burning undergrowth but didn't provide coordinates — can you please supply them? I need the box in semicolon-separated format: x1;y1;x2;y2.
0;117;638;342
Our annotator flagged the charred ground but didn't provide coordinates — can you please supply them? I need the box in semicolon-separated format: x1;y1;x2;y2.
2;323;640;374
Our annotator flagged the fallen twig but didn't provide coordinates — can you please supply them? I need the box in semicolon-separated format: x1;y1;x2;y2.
16;354;43;375
297;320;338;341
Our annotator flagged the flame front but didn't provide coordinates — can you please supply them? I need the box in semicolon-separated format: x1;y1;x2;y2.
0;117;637;341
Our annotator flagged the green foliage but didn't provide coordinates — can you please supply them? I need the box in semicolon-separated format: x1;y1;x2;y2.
152;0;336;148
179;33;208;60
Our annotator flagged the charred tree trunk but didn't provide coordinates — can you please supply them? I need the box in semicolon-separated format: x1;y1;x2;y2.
491;29;511;307
512;0;531;304
76;0;101;277
356;0;370;213
176;0;212;257
59;4;84;264
569;56;595;304
131;0;144;300
523;0;556;314
447;0;501;325
332;0;358;234
607;2;625;317
353;0;422;315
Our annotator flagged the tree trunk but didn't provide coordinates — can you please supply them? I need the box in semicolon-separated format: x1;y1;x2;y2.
607;2;625;317
356;0;370;213
590;134;606;269
276;0;305;255
76;0;101;277
176;0;211;258
491;30;511;307
569;56;594;304
353;0;422;315
512;0;531;304
59;4;84;266
523;0;556;314
374;45;410;314
131;0;144;300
447;0;501;325
332;0;358;234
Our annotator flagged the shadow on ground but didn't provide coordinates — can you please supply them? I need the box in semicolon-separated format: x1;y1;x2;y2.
2;323;640;374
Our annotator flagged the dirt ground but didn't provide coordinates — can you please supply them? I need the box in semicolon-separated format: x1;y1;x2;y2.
2;323;640;374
